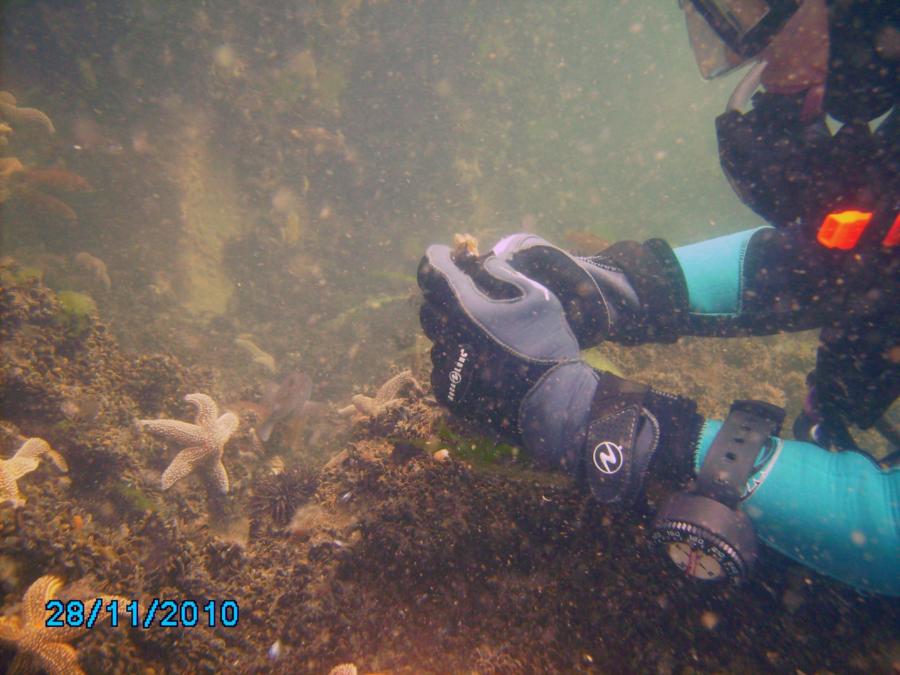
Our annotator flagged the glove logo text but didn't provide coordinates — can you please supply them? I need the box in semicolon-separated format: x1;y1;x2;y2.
447;346;469;402
592;441;624;475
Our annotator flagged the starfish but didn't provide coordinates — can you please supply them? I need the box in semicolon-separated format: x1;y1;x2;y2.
0;438;68;509
138;393;238;493
0;575;126;675
338;369;423;419
328;665;358;675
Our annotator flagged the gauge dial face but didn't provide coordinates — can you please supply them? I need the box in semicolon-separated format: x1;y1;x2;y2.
650;524;746;584
651;491;758;585
666;541;725;581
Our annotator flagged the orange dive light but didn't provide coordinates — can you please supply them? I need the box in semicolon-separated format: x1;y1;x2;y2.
817;210;900;250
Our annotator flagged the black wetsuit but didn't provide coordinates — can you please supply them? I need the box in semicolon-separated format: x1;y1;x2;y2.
708;1;899;439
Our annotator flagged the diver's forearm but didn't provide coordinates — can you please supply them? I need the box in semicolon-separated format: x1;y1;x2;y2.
693;419;900;596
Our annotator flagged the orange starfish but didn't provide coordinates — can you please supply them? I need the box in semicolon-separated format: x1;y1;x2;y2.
0;576;126;675
0;438;68;509
138;393;239;493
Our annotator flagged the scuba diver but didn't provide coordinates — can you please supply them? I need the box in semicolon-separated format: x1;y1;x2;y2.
418;0;899;595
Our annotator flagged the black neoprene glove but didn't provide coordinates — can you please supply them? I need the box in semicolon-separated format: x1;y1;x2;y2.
492;233;691;348
418;242;700;506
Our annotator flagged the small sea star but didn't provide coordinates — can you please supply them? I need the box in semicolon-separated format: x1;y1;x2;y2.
0;575;126;675
328;664;358;675
138;393;238;493
0;438;68;509
338;369;423;418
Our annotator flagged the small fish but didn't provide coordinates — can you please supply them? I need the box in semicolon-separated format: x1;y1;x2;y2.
257;371;313;443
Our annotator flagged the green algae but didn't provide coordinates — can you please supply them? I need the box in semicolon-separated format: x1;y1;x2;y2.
581;347;624;377
55;290;97;338
0;264;44;286
12;265;43;284
111;480;159;514
436;420;520;467
433;421;572;486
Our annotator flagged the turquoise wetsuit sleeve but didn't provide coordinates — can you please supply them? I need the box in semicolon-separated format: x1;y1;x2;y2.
695;420;900;596
673;227;772;317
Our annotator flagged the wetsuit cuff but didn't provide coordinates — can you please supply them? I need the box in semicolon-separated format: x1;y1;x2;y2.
643;389;703;481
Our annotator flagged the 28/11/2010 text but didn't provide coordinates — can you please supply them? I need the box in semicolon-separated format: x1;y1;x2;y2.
46;598;239;629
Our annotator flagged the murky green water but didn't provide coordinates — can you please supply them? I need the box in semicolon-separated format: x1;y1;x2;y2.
1;1;764;385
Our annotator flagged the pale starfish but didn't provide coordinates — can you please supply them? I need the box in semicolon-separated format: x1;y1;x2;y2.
328;665;358;675
0;575;126;675
338;369;423;419
0;438;68;509
138;393;238;493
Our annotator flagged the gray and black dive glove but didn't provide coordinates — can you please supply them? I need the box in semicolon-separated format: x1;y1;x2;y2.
492;233;691;347
418;241;700;506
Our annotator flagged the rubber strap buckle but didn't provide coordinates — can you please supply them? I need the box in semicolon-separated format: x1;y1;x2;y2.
696;400;784;508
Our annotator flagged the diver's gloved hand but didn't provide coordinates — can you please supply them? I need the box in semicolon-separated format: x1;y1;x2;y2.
491;233;691;347
418;243;701;506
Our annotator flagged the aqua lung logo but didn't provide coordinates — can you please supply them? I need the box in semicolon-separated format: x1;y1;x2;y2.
592;441;624;475
446;346;469;402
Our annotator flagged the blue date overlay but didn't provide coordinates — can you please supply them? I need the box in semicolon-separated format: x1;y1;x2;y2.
46;598;239;629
